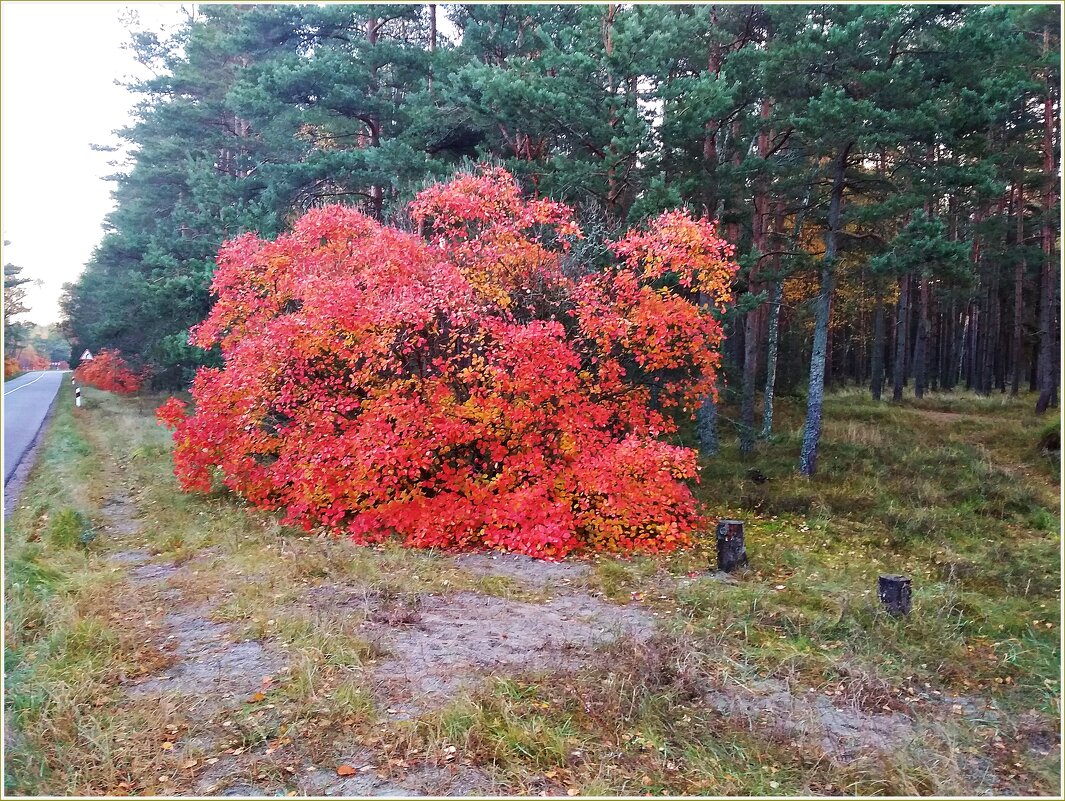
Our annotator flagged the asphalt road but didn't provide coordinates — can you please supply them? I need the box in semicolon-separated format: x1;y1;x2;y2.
3;370;67;484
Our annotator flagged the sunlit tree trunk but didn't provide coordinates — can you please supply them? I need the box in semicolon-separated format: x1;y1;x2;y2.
799;142;851;476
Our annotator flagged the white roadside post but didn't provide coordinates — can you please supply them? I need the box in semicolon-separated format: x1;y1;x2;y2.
74;350;92;405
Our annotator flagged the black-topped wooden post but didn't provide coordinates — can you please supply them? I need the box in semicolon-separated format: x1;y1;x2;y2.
878;574;912;616
715;519;748;572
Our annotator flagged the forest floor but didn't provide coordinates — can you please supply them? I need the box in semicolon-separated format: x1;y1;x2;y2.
3;386;1060;797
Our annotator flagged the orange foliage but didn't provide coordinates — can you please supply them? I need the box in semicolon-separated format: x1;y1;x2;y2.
75;349;143;394
16;345;50;372
159;169;738;559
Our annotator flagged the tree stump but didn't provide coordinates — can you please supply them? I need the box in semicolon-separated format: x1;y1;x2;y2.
715;519;748;572
878;574;912;616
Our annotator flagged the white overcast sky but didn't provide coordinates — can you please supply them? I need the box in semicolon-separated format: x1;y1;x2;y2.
2;1;187;325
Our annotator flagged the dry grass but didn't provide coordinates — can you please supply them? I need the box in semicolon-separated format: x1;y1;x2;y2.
4;385;1061;796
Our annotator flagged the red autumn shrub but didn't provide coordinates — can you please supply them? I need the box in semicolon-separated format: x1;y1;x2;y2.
4;357;22;380
75;349;143;394
16;345;50;372
158;169;737;559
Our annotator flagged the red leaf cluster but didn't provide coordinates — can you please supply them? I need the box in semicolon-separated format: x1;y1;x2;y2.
16;345;50;372
75;349;144;394
158;169;737;559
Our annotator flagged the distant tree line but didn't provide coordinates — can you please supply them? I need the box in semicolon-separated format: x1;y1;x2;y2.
5;239;69;374
60;3;1061;473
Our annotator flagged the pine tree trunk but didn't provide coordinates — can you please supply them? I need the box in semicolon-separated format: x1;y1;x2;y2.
365;16;383;218
996;302;1009;393
940;301;953;390
977;288;992;395
602;5;622;220
701;5;723;201
914;277;930;398
799;143;852;476
954;303;966;390
694;15;729;446
1036;252;1059;412
697;376;722;456
986;196;1007;394
761;280;782;438
870;285;886;400
932;300;940;392
739;306;760;455
892;273;910;401
1030;331;1040;391
427;4;437;96
762;195;807;440
967;216;984;392
1036;47;1059;413
1012;182;1025;395
740;101;772;456
697;288;722;455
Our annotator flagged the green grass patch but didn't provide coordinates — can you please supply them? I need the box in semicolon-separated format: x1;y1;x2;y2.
4;384;1059;796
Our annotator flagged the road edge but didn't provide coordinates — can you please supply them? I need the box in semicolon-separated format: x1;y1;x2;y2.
3;380;63;519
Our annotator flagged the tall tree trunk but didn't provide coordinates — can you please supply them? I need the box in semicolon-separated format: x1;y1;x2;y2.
966;214;983;391
726;119;743;244
892;273;911;401
977;286;993;395
762;193;809;440
697;288;722;455
1036;44;1059;413
1030;329;1040;392
739;305;761;455
914;276;930;398
870;282;886;400
602;4;622;220
933;310;943;391
427;4;437;96
1011;182;1026;395
694;18;731;454
365;16;383;218
701;5;724;201
984;196;1007;394
996;301;1009;393
940;301;953;390
740;99;772;456
761;279;782;438
696;375;722;456
799;142;852;476
1035;248;1059;412
951;301;965;390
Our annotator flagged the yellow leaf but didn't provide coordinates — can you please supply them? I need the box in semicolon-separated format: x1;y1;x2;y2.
160;742;175;751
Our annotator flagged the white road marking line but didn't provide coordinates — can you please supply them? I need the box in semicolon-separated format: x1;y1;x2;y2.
3;372;49;396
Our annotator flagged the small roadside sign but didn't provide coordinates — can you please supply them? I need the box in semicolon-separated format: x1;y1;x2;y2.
80;350;94;361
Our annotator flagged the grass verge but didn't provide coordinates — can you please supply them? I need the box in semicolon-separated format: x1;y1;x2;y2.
3;386;1060;795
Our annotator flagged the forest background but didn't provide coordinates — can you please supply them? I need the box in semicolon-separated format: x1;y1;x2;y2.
56;3;1061;460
